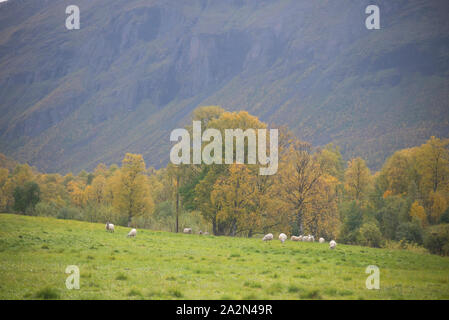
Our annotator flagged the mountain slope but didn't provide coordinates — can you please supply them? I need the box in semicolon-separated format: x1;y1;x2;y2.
0;0;448;173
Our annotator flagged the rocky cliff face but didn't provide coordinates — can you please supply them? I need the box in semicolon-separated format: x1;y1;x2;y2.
0;0;448;173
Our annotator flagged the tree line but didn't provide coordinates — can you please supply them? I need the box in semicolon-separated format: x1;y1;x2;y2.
1;106;448;254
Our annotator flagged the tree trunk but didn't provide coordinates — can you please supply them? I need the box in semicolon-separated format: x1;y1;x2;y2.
212;219;217;235
297;210;303;235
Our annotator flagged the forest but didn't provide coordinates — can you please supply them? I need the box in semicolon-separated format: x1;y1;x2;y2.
1;106;448;255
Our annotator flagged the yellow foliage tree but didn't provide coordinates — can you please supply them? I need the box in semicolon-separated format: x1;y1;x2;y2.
344;158;372;202
67;180;85;207
1;178;15;211
302;175;340;239
112;153;154;226
416;136;449;194
410;201;427;227
88;175;107;205
211;164;257;236
428;191;448;224
278;141;323;234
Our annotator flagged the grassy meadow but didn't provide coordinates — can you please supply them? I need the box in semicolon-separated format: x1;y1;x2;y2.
0;213;448;300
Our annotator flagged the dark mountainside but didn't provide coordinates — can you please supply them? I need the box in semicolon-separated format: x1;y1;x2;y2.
0;0;448;173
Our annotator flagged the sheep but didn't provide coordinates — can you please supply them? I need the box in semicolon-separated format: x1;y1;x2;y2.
198;230;203;235
204;232;209;235
183;228;192;234
304;235;314;242
319;237;325;243
298;235;303;241
262;233;273;241
279;233;287;244
291;235;301;241
329;240;337;249
105;222;114;233
127;228;137;237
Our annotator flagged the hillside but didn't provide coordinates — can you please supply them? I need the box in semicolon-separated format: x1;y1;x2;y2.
0;214;448;299
0;0;448;173
0;214;449;299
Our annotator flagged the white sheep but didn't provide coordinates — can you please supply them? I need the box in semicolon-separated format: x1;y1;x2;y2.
298;235;303;241
329;240;337;249
127;228;137;237
105;222;114;233
279;233;287;243
204;232;209;235
262;233;273;241
319;237;325;243
183;228;192;234
291;235;301;241
310;235;315;242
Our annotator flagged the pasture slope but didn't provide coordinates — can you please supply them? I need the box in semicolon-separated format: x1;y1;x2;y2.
0;214;448;300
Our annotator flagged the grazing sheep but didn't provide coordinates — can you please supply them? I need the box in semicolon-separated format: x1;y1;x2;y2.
291;235;301;241
127;228;137;237
310;235;315;242
319;237;325;243
279;233;287;243
298;235;303;241
183;228;192;234
204;232;209;235
329;240;337;249
105;222;114;233
262;233;273;241
198;230;203;235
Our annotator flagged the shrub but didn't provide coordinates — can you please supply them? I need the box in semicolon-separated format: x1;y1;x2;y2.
57;207;83;220
13;181;40;214
357;222;384;248
395;221;423;245
377;196;407;239
339;230;360;245
35;201;59;218
339;201;363;244
84;205;120;224
423;224;449;256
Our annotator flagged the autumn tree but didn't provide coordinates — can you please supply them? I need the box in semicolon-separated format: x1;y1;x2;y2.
410;200;427;227
113;153;154;226
211;164;257;236
428;191;448;224
278;140;323;234
194;166;224;235
344;158;372;202
416;137;449;194
302;175;340;239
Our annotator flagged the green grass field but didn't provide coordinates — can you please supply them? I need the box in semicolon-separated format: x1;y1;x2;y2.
0;214;449;300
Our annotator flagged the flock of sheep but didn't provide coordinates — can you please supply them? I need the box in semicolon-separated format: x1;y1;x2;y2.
105;222;136;237
183;227;209;235
105;222;337;249
263;232;337;249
